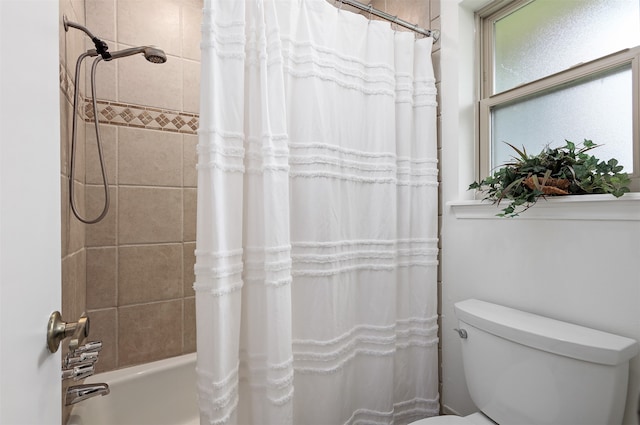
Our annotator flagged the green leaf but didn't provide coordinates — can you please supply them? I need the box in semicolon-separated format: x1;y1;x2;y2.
565;140;575;152
468;139;630;217
504;142;528;161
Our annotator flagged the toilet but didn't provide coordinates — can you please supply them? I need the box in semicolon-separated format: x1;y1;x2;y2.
413;299;639;425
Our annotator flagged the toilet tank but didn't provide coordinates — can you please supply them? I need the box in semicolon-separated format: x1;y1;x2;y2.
454;299;639;425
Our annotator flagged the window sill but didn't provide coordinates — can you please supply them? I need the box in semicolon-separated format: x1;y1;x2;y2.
448;193;640;221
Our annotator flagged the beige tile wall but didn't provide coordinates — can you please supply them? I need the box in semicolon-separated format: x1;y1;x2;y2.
83;0;202;372
60;0;202;381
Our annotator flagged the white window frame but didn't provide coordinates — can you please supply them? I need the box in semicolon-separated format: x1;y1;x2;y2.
477;0;640;191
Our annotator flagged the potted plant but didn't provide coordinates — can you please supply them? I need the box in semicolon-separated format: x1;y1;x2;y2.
469;140;631;217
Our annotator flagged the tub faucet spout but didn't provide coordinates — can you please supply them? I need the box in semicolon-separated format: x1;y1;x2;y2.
65;383;110;406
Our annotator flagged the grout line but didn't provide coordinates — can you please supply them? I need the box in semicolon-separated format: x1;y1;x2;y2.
118;298;185;309
86;183;189;190
86;241;194;250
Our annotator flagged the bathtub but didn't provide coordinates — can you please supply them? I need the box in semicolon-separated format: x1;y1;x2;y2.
67;353;198;425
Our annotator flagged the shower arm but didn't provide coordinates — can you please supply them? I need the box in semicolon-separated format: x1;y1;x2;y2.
63;15;111;60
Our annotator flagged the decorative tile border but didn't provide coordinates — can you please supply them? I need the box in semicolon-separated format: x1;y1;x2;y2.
60;63;76;106
84;100;199;134
60;63;199;135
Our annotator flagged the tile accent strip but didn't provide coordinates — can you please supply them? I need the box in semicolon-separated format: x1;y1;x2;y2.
60;63;199;135
85;100;199;134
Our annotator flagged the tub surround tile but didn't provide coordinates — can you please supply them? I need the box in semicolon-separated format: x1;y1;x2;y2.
61;254;79;320
118;50;183;111
87;247;117;309
430;0;440;19
182;5;203;61
118;244;183;305
74;249;87;319
117;0;182;57
435;81;441;116
62;249;87;323
84;51;117;106
118;186;182;244
183;242;196;297
61;176;70;256
87;308;118;373
118;300;183;367
430;16;441;51
85;123;117;185
69;0;85;24
60;63;76;108
183;188;197;242
119;127;183;187
60;95;72;176
183;60;200;114
432;49;441;84
183;297;196;353
85;185;117;247
68;182;86;254
373;0;429;29
175;0;203;8
86;0;116;44
183;134;198;187
69;113;87;184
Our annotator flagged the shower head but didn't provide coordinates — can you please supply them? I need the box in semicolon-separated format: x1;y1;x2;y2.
106;46;167;64
144;48;167;64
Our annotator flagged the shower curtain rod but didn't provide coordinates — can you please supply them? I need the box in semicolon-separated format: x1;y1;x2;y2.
335;0;440;41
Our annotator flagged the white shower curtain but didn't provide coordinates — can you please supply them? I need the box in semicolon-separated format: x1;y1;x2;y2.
195;1;439;424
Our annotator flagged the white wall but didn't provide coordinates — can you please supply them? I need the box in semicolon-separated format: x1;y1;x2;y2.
0;1;61;423
439;1;640;424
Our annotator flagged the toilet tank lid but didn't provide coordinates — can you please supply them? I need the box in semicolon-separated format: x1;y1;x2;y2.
454;299;639;366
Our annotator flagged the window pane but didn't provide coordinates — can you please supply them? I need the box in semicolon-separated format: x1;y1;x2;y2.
494;0;640;93
491;65;633;173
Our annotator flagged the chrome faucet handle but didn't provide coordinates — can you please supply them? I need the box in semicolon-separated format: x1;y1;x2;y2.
64;351;99;368
72;340;102;354
62;363;95;381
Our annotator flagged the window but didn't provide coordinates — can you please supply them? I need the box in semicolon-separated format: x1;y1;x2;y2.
478;0;640;190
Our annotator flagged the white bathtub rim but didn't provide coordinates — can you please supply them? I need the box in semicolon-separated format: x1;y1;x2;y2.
85;352;197;386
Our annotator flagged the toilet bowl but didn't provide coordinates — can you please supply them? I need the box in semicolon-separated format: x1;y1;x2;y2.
410;299;639;425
